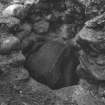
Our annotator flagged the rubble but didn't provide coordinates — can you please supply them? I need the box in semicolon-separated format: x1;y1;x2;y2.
25;39;79;89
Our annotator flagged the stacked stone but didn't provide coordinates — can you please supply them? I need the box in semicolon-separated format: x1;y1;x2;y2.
0;0;86;57
0;1;58;105
75;13;105;82
0;0;32;79
0;0;84;89
0;3;31;102
68;12;105;105
0;3;79;103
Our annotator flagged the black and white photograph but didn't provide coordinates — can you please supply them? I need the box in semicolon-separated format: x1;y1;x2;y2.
0;0;105;105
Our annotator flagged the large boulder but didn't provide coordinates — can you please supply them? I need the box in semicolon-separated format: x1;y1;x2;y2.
25;39;79;89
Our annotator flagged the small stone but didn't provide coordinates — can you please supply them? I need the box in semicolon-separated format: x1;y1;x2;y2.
2;4;24;17
11;0;24;4
20;23;32;32
1;102;7;105
0;36;20;54
33;20;49;34
0;67;29;83
15;31;30;41
24;0;39;5
0;16;20;29
11;0;39;5
10;68;29;81
30;15;41;23
10;51;26;65
0;51;25;68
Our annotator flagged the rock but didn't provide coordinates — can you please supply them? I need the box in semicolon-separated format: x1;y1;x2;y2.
75;13;105;81
0;50;26;79
20;32;48;56
11;0;24;4
9;51;25;65
55;79;105;105
12;0;39;5
25;39;78;89
0;67;29;83
0;36;20;54
0;16;20;28
20;33;37;54
2;3;30;19
78;0;105;19
29;15;41;23
2;4;24;17
24;0;39;5
58;24;77;39
0;3;6;13
12;23;32;36
20;23;32;32
0;77;104;105
65;0;85;22
0;51;25;70
15;30;31;41
33;20;50;34
76;12;105;47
